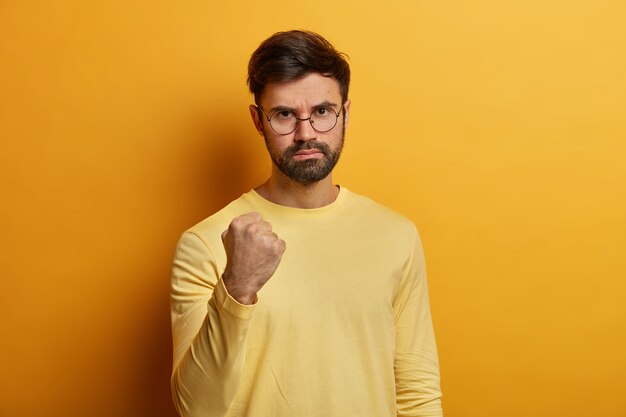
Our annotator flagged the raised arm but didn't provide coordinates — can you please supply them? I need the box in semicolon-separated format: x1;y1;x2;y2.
170;213;285;417
170;231;254;417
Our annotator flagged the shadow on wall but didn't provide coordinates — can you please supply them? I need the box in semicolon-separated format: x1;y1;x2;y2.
130;108;263;417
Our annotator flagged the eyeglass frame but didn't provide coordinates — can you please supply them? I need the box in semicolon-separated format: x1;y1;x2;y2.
254;104;343;136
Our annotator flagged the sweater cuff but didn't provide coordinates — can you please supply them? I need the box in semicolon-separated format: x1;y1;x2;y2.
213;277;257;320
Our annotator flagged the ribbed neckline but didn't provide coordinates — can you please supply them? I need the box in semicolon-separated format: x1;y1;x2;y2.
243;186;350;217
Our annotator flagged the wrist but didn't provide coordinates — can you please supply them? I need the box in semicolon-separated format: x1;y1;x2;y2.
222;270;257;305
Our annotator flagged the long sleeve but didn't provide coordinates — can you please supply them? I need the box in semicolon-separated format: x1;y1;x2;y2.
393;229;443;417
170;231;256;417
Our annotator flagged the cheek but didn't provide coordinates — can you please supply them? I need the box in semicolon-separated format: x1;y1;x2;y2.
327;131;344;147
265;135;293;153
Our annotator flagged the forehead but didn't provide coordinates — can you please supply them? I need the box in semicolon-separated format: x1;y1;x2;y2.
259;73;342;109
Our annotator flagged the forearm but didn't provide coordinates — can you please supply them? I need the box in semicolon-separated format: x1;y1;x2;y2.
395;358;442;417
395;318;442;417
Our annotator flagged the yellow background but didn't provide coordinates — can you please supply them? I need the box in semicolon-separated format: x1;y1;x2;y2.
1;1;625;416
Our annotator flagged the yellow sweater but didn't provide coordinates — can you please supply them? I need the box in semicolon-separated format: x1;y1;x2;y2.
170;187;442;417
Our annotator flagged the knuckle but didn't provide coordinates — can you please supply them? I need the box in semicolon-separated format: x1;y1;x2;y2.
272;239;286;254
258;233;272;247
245;223;260;236
230;217;243;230
231;212;260;229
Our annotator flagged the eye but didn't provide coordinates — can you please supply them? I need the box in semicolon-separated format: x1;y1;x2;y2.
274;110;294;120
314;107;332;117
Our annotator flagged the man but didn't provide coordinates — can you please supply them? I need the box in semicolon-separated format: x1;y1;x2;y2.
170;30;442;417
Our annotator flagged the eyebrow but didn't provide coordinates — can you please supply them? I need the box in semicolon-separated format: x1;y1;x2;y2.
268;100;339;114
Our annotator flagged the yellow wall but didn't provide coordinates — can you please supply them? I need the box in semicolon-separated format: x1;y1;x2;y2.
1;1;624;416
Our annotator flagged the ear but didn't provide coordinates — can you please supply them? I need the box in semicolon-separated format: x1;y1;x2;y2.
249;105;265;136
342;99;351;129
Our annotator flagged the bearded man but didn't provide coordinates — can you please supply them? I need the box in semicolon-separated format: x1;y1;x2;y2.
170;30;443;417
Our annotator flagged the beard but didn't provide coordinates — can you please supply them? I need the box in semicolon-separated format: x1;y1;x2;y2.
264;127;345;186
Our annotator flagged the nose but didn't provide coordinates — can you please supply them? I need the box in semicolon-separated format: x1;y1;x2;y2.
293;117;317;142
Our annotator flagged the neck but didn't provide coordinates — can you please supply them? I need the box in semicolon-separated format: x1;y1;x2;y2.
255;169;340;209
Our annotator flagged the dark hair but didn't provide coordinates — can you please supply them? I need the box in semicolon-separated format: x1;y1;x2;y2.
247;30;350;105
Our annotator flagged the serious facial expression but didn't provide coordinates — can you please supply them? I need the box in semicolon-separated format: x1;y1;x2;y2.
251;73;350;186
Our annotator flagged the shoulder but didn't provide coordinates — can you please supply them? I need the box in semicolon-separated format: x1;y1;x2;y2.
344;189;418;236
341;189;423;265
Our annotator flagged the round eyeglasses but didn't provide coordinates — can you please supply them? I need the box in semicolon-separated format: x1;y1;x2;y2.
256;105;342;135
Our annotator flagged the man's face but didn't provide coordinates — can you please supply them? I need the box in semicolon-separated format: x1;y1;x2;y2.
250;73;350;186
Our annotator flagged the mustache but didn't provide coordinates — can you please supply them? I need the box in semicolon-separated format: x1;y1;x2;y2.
283;141;331;158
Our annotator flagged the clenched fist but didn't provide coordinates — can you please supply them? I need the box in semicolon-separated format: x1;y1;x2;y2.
221;212;286;305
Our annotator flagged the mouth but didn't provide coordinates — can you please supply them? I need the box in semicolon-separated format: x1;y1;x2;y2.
292;149;323;160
